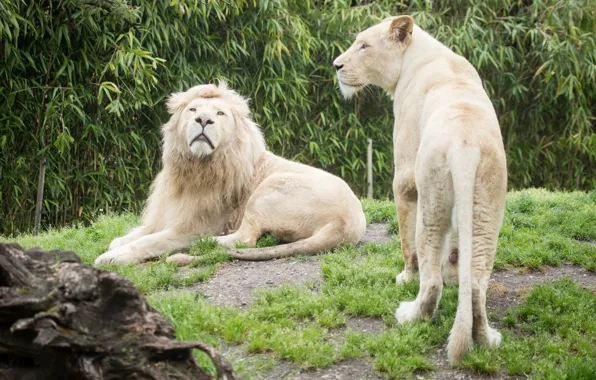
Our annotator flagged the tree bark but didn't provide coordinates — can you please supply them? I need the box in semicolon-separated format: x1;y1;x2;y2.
0;243;241;380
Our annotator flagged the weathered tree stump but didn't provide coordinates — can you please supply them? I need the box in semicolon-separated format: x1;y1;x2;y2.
0;243;241;380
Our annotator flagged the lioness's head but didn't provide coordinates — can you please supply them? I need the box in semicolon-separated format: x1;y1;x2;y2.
333;15;414;98
163;82;264;160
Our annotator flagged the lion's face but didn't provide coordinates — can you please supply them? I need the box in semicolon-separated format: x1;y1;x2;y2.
180;97;235;157
333;16;414;98
164;83;256;159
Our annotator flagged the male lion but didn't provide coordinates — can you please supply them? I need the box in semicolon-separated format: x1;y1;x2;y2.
333;16;507;363
94;83;366;266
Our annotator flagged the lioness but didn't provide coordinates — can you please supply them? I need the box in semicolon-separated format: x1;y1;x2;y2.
94;83;366;266
333;16;507;363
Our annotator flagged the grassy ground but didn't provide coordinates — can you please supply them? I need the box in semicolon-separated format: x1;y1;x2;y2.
2;189;595;378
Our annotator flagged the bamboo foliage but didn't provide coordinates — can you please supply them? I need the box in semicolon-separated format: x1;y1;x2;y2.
0;0;594;234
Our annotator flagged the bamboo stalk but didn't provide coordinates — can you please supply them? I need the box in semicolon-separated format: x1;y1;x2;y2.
33;156;47;235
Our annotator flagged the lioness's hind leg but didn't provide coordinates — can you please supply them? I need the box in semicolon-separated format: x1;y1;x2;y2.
396;172;453;323
472;275;501;348
396;208;449;323
471;192;504;347
395;185;419;284
442;219;459;285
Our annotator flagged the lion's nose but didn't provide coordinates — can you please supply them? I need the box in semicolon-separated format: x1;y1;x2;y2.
196;117;214;127
334;63;344;71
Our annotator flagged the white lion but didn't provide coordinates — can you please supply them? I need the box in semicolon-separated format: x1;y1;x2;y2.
94;82;366;266
333;16;507;364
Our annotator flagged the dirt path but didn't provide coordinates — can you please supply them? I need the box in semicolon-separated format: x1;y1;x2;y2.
488;264;596;316
262;358;386;380
191;258;322;308
359;223;394;245
188;223;595;379
192;223;394;309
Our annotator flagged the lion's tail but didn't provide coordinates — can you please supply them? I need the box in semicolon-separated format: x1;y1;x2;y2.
228;223;340;261
446;144;480;364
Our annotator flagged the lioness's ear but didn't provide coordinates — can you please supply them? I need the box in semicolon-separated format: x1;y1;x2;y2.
388;15;414;44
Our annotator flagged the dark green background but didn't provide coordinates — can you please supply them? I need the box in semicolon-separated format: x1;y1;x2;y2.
1;0;594;234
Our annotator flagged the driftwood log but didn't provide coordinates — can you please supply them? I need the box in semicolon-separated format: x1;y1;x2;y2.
0;243;241;380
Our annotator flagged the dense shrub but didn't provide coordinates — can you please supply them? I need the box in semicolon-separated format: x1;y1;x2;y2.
1;0;594;234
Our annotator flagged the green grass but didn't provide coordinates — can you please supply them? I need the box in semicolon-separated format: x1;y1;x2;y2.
2;189;595;378
363;189;596;271
147;239;437;376
1;213;141;264
498;189;596;270
463;279;596;378
361;198;399;234
148;243;596;378
360;189;596;271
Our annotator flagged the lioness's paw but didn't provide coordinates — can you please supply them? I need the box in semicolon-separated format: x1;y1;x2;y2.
395;301;421;324
395;270;417;284
486;327;502;347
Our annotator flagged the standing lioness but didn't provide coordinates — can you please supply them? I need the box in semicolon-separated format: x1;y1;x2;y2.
94;82;366;266
333;16;507;363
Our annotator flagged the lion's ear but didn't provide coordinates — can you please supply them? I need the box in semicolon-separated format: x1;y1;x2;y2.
388;15;414;44
166;91;189;115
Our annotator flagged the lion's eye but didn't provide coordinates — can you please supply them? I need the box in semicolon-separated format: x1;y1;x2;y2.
217;111;225;116
189;108;196;112
360;43;369;50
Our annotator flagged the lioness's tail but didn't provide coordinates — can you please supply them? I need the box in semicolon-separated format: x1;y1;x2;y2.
447;145;480;364
228;224;340;261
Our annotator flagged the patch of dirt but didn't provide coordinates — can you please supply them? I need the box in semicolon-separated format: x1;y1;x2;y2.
576;237;596;246
324;317;385;349
359;223;393;245
189;223;392;309
346;317;385;334
426;347;517;380
190;258;322;308
260;358;386;380
220;340;385;379
488;264;596;315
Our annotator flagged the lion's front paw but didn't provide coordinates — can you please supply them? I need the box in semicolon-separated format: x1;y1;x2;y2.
395;270;418;284
94;251;118;265
395;301;421;324
94;246;141;266
108;236;126;250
